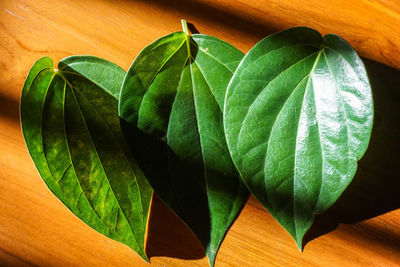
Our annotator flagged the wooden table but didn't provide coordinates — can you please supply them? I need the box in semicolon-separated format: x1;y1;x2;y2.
1;0;399;266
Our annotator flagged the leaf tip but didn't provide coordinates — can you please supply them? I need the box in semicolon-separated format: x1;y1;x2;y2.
207;254;216;267
295;237;304;252
205;247;218;267
137;248;149;263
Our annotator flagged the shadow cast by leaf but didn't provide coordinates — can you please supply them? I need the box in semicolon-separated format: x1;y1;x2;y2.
146;194;206;260
0;90;20;122
304;58;400;250
187;22;200;35
125;0;279;41
119;119;208;260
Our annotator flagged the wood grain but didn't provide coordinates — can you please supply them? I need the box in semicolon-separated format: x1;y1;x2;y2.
0;0;399;266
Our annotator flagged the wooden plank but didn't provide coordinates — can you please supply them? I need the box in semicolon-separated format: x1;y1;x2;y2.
0;0;399;266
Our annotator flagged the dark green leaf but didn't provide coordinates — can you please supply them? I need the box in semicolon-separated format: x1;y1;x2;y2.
20;56;153;261
119;21;248;266
224;27;373;249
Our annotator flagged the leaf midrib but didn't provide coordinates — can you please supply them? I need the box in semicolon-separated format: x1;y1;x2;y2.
72;84;146;220
193;61;236;244
189;48;239;259
293;50;323;240
61;83;124;237
68;84;143;251
258;49;324;239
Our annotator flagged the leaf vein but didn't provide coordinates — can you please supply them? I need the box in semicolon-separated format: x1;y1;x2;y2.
68;85;142;248
237;51;320;152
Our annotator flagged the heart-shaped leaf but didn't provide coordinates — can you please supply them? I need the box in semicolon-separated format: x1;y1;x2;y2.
119;21;248;266
224;28;373;249
20;56;153;261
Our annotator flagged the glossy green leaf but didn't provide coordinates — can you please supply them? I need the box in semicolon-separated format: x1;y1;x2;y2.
224;27;373;249
119;21;248;266
20;56;153;261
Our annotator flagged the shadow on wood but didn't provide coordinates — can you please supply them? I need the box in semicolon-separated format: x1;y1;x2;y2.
146;194;205;260
0;90;19;122
304;58;400;249
128;0;279;40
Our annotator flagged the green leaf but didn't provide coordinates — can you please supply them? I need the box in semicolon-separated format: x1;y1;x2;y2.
20;56;153;261
224;27;373;249
119;21;248;266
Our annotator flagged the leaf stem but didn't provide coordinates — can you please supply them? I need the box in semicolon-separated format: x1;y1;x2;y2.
181;19;192;60
181;19;190;36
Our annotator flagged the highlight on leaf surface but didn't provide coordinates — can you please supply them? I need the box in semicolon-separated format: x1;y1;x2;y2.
20;56;153;261
119;20;249;266
223;27;373;249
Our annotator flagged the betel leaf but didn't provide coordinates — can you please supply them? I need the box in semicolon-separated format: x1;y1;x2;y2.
224;27;373;249
20;56;153;261
119;20;248;266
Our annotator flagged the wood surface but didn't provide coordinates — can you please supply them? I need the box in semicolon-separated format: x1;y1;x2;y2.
0;0;399;266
